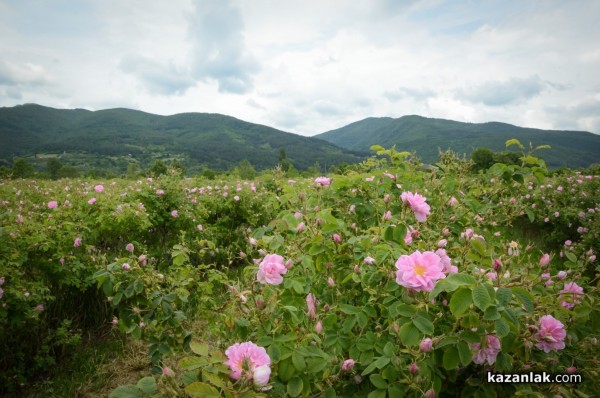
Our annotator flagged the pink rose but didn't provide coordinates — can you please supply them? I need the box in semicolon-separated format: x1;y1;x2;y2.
559;282;583;309
94;185;104;192
224;342;271;385
306;293;317;319
401;191;430;222
341;359;355;372
47;201;58;209
420;337;433;352
395;250;446;292
315;176;331;187
471;335;501;365
535;315;566;352
256;254;288;285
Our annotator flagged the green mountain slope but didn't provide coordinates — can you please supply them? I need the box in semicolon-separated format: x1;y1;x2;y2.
0;104;363;173
316;115;600;169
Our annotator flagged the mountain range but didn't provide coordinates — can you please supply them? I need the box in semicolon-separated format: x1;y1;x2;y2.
315;115;600;169
0;104;363;174
1;104;599;174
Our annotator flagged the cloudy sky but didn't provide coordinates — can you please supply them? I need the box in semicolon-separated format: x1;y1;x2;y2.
1;0;599;136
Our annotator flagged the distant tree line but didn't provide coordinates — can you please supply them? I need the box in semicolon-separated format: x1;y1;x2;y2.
470;148;521;171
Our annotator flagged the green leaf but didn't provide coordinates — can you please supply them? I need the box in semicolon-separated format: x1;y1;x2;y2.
136;377;157;395
457;342;472;366
470;238;487;256
109;385;142;398
373;356;390;369
367;389;387;398
443;346;459;370
495;352;512;372
113;292;123;306
399;322;421;346
339;304;361;314
178;356;207;370
495;318;511;338
292;351;306;371
511;287;534;312
342;316;357;333
370;145;385;151
449;287;472;316
472;285;492;311
384;226;394;242
483;305;501;321
413;315;434;335
448;274;478;286
370;374;388;389
388;302;416;318
133;279;144;294
525;208;535;223
565;252;578;263
496;288;512;306
392;225;407;244
306;357;329;374
190;341;209;357
287;376;304;397
268;344;281;362
505;138;524;150
184;382;220;398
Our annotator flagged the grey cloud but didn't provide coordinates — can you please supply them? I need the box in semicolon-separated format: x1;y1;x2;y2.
247;98;266;110
314;101;346;117
458;75;547;106
0;61;48;86
188;0;258;94
547;98;600;134
119;55;194;95
384;86;435;102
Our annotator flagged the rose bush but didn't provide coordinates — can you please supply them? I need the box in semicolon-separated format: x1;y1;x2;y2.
1;143;598;397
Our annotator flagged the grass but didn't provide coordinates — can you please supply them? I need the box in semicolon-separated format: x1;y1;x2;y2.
21;328;152;398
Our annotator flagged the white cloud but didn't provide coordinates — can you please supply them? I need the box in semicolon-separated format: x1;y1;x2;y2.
457;75;548;106
0;0;598;135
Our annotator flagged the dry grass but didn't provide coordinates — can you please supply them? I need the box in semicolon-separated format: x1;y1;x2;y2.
23;330;153;398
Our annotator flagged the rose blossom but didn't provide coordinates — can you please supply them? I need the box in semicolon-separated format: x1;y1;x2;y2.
224;342;271;386
364;256;375;265
401;191;430;222
315;176;331;187
539;253;550;267
559;282;584;309
535;315;566;352
74;237;82;247
315;320;323;334
306;293;317;319
126;243;134;253
341;359;356;372
420;337;433;352
435;249;457;274
395;250;446;292
256;254;288;285
47;201;58;209
471;335;501;365
94;184;104;192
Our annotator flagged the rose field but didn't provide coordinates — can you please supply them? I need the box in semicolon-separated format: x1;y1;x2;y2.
0;144;599;397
